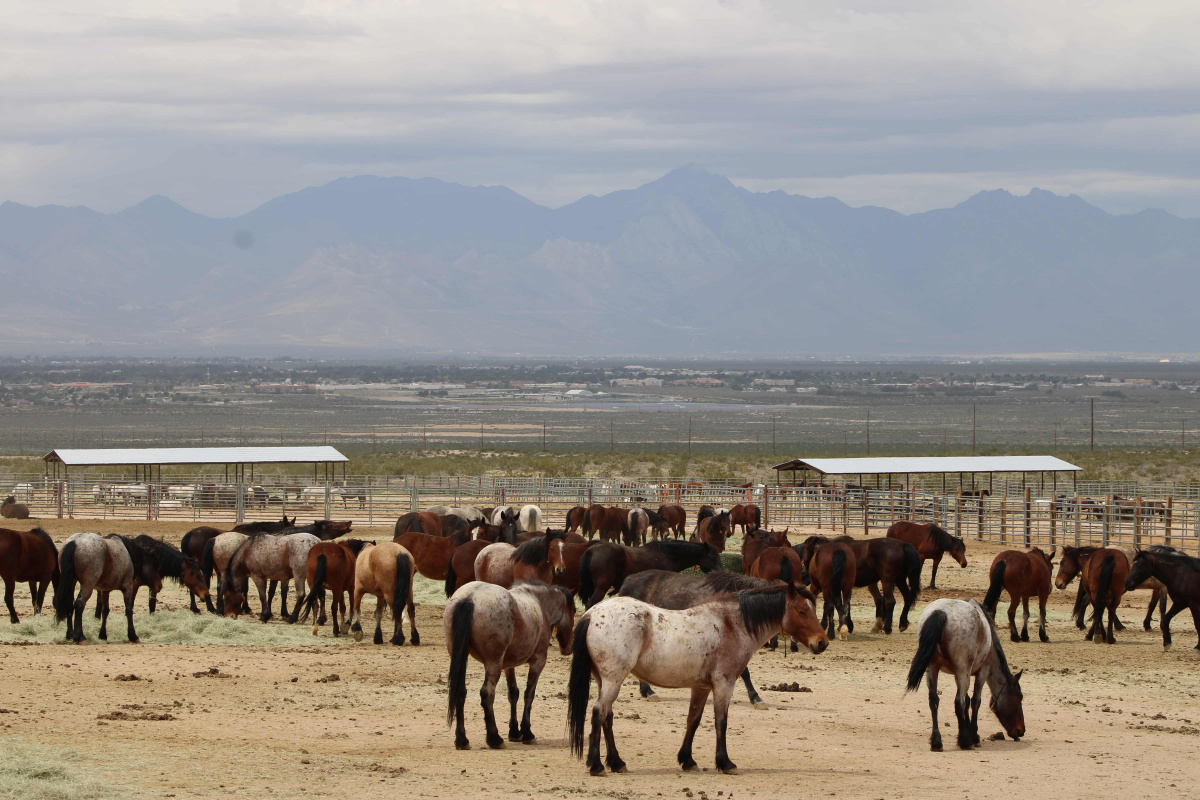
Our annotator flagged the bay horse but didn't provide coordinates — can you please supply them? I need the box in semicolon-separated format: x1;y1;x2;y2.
885;521;967;590
220;533;320;623
982;548;1053;643
695;510;731;553
55;533;160;643
0;527;58;622
654;504;686;539
181;525;224;612
564;506;588;536
586;506;626;543
300;539;371;637
510;531;566;585
132;535;210;614
799;537;856;640
578;539;724;608
1;496;30;519
618;570;772;708
232;514;295;534
445;581;575;749
729;503;761;536
350;541;418;645
740;528;790;573
1126;546;1200;651
282;519;353;540
1080;548;1130;644
743;545;805;650
799;535;921;634
1055;545;1166;632
905;598;1025;751
394;511;444;538
568;582;828;775
395;528;472;581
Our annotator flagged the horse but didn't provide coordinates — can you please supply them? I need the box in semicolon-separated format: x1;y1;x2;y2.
282;519;353;540
798;537;856;640
885;521;967;590
982;548;1053;643
201;532;247;615
624;508;650;547
1126;546;1200;651
445;581;575;749
586;506;626;543
578;539;724;608
0;527;58;622
799;535;921;634
618;570;773;708
548;538;600;593
567;582;828;776
654;504;686;539
740;528;790;573
443;523;522;597
232;514;295;534
509;531;566;585
905;598;1025;751
729;503;761;536
1055;545;1166;632
220;533;320;623
350;542;418;645
473;543;518;588
395;528;473;581
427;505;487;524
518;504;543;533
694;510;731;553
564;506;588;536
181;525;224;612
55;533;160;643
1079;548;1130;644
490;507;519;527
300;539;370;637
1;496;30;520
132;535;210;614
395;511;444;538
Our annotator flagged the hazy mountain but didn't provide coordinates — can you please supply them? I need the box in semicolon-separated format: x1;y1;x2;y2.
2;165;1198;355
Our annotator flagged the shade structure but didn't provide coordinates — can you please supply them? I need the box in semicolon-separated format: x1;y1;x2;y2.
44;447;348;467
771;455;1080;475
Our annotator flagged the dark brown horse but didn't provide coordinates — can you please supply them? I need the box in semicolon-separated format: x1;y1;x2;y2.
1;496;30;519
394;511;444;538
885;521;967;589
982;548;1053;643
564;506;588;536
799;538;856;640
395;528;472;581
548;538;599;593
509;531;567;585
654;504;687;539
300;539;370;637
585;505;627;543
0;527;58;622
695;510;732;553
729;503;761;536
132;535;210;614
232;514;296;534
1126;546;1200;651
1055;545;1165;632
799;535;921;634
181;525;225;613
282;519;354;540
578;539;723;608
1078;548;1130;644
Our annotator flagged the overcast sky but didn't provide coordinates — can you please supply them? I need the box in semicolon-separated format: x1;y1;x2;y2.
4;1;1200;217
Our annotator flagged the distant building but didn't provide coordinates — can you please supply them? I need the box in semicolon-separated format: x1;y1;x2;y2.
753;379;795;386
610;377;663;387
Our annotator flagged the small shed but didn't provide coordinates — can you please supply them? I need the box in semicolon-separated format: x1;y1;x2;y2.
771;455;1081;493
43;446;349;482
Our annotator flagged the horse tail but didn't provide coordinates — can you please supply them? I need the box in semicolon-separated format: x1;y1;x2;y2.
566;617;594;757
303;554;327;620
1070;582;1089;623
1093;555;1116;619
201;537;216;586
903;543;922;599
444;558;458;598
779;555;793;585
54;541;77;623
581;507;591;535
579;548;597;608
446;598;474;727
982;559;1007;616
393;552;412;622
753;505;761;529
906;609;946;692
830;548;846;593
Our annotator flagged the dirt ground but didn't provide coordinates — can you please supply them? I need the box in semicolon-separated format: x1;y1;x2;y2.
1;518;1198;799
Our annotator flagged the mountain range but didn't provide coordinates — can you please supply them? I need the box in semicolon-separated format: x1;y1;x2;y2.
1;165;1197;356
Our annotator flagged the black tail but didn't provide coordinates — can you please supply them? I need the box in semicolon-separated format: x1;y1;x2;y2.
1093;555;1116;621
393;552;412;622
1071;583;1089;623
54;541;77;623
753;505;761;529
201;537;216;586
578;549;596;608
581;507;591;535
779;556;793;584
906;609;947;691
982;559;1007;616
566;618;594;756
444;558;458;598
446;598;474;726
902;543;922;599
830;548;846;593
302;554;327;621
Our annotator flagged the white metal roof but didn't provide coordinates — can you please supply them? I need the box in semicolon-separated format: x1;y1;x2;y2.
772;456;1080;475
44;446;348;466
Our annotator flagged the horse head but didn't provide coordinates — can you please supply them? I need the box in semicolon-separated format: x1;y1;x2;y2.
784;582;828;655
1054;546;1082;589
1124;549;1153;592
990;669;1025;740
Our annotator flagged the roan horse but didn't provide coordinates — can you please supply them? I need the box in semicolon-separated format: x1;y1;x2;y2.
578;539;724;608
982;548;1053;643
220;533;320;623
445;581;575;749
1126;546;1200;651
886;521;967;590
905;598;1025;751
0;527;58;622
350;541;419;645
55;533;161;643
568;582;828;776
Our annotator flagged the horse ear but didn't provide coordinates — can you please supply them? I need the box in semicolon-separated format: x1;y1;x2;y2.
1013;669;1024;683
1049;546;1056;559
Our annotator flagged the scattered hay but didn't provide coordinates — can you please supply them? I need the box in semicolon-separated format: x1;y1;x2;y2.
0;740;124;800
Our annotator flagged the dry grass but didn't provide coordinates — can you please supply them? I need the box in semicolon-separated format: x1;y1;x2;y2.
0;740;126;800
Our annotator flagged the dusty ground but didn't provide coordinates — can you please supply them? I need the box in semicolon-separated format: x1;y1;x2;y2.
1;519;1198;799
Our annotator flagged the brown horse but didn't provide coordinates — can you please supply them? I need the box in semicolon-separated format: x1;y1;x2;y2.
982;548;1053;643
695;510;732;553
740;528;790;573
1;496;30;520
300;539;370;636
0;527;58;622
350;541;419;645
548;538;599;593
729;503;761;536
445;539;494;596
181;525;224;611
800;538;856;640
1080;548;1130;644
885;521;967;590
799;535;921;634
232;514;295;534
578;539;723;608
394;511;444;538
132;535;210;614
654;504;686;539
586;505;627;543
395;528;472;581
510;531;566;585
1055;545;1166;632
564;506;588;536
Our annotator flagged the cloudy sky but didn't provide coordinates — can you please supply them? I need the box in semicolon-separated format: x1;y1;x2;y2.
4;1;1200;217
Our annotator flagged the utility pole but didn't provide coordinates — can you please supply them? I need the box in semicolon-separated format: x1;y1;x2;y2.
610;420;614;453
1053;421;1059;452
972;404;976;454
1090;398;1095;451
1183;418;1187;450
542;422;546;451
843;431;848;456
480;423;484;450
688;418;692;455
772;415;777;457
866;410;871;455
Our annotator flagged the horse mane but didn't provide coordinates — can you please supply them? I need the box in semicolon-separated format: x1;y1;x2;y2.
107;534;149;576
1145;545;1200;573
735;585;788;639
696;507;715;523
927;524;961;550
133;535;192;585
644;539;709;558
510;531;565;564
341;538;372;555
28;527;55;549
971;598;1015;681
701;571;769;594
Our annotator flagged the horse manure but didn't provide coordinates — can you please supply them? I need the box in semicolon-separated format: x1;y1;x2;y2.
290;677;298;683
97;710;175;721
113;673;141;681
193;668;229;678
316;673;340;683
989;732;1005;741
765;682;811;693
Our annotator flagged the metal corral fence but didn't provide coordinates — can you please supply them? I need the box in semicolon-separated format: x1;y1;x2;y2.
1;474;1197;552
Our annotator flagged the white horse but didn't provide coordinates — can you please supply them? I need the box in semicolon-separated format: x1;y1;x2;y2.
567;584;828;776
490;506;518;526
518;504;543;532
11;483;33;503
905;598;1026;751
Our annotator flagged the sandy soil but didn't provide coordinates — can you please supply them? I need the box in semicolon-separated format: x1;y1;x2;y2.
1;518;1198;799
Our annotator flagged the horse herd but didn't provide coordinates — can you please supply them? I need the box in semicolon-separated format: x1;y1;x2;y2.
2;500;1199;776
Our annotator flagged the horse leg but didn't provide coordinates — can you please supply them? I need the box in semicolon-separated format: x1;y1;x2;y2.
881;580;897;634
638;681;659;701
1143;589;1159;631
1020;597;1030;642
123;587;139;643
969;674;984;746
676;686;710;771
712;681;738;774
954;672;973;750
1159;599;1185;650
480;665;505;749
373;596;384;644
842;587;855;634
3;578;16;623
1105;598;1118;644
1190;606;1200;651
602;707;625;774
926;668;943;751
822;591;835;638
266;580;277;616
286;575;304;625
407;588;420;646
330;593;340;637
1038;593;1049;643
280;582;291;620
254;576;271;623
928;552;942;590
519;657;546;743
505;668;521;742
1072;583;1088;630
350;588;365;641
71;584;92;643
588;678;624;775
867;583;885;632
98;592;110;640
188;589;199;614
33;579;47;615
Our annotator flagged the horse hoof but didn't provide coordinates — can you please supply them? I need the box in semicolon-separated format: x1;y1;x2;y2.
720;767;739;775
352;630;363;642
128;636;139;644
521;736;537;745
589;768;606;777
311;625;319;636
838;626;848;641
455;741;470;751
752;701;768;710
871;619;883;632
931;743;943;752
646;694;661;703
609;765;627;774
897;623;908;633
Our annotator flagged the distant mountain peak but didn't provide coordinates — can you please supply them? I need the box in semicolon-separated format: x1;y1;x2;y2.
645;164;738;196
955;187;1107;217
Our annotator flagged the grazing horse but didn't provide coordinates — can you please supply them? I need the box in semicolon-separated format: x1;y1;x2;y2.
445;581;575;749
564;506;588;536
181;525;225;612
578;539;724;608
694;510;732;553
300;539;370;637
1055;545;1166;632
220;533;320;623
1126;546;1200;651
982;548;1053;643
55;533;159;643
799;537;856;640
132;535;210;614
728;503;761;536
350;542;418;645
395;528;472;581
905;598;1025;751
799;535;921;634
568;583;828;776
1080;548;1130;644
232;514;295;534
0;527;58;622
654;504;687;539
886;521;967;590
395;511;445;538
618;570;772;708
624;508;650;547
201;532;248;615
1;495;30;520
